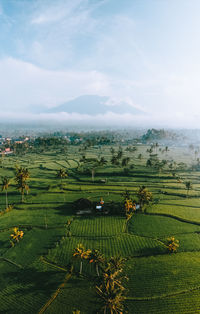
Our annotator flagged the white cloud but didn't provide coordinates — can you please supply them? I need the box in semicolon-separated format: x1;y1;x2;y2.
31;0;88;25
0;57;200;129
104;96;146;112
0;110;199;129
0;57;110;109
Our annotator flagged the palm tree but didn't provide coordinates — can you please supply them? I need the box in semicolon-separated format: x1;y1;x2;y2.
117;147;123;159
121;157;130;167
2;176;10;208
73;244;91;274
57;168;67;184
10;227;24;247
96;285;125;314
15;167;30;202
125;211;134;232
17;179;29;202
65;218;73;237
124;199;135;213
89;249;105;276
137;186;153;211
185;181;192;197
166;236;179;253
146;159;152;168
96;256;127;314
99;157;107;166
111;155;119;166
121;189;131;201
107;256;126;274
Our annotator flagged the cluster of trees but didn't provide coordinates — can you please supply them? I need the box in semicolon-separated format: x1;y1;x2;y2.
146;154;167;172
96;256;127;314
146;153;189;174
73;244;127;313
110;147;132;168
121;186;153;232
123;187;153;212
141;128;178;143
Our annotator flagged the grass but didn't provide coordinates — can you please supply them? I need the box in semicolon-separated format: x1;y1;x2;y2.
148;203;200;223
128;213;200;237
125;252;200;298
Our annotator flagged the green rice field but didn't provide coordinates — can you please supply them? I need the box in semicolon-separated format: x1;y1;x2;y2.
0;143;200;313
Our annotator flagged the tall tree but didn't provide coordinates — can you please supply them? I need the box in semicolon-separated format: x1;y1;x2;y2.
57;168;67;185
96;256;127;314
166;237;179;253
185;181;192;197
15;167;30;203
89;249;105;277
10;227;24;247
121;157;130;167
73;244;91;274
137;186;153;211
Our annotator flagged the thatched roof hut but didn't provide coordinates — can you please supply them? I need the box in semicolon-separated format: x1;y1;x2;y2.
73;198;93;210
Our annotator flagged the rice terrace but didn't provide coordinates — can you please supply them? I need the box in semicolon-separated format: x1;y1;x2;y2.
0;129;200;313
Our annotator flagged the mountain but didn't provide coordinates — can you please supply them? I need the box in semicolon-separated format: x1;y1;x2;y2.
44;95;143;115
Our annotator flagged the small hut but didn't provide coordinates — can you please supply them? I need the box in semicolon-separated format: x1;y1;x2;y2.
74;198;93;215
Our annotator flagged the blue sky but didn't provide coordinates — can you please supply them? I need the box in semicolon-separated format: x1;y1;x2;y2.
0;0;200;127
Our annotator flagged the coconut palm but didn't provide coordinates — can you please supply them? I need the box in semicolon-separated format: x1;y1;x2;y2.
124;199;135;213
102;256;126;293
57;168;67;184
111;155;119;166
16;179;29;202
137;186;153;211
121;189;131;201
65;218;73;237
99;157;107;166
15;167;30;203
10;227;24;247
96;255;127;314
166;236;179;253
96;285;125;314
73;244;91;274
16;166;30;181
146;159;152;168
117;147;123;159
125;211;134;232
107;256;126;274
2;176;10;208
89;249;105;276
185;181;192;197
121;157;130;167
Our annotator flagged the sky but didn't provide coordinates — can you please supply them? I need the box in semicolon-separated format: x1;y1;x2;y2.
0;0;200;128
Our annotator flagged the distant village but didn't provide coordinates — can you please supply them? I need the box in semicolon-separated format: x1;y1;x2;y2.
0;128;198;157
0;136;30;155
